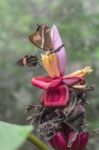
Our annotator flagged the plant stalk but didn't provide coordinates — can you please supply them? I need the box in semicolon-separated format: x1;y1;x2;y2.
27;133;49;150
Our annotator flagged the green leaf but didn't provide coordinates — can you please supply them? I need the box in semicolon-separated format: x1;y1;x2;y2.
0;121;33;150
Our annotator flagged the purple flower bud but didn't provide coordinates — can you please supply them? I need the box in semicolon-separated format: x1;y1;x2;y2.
48;131;67;150
67;132;89;150
48;130;89;150
50;25;67;75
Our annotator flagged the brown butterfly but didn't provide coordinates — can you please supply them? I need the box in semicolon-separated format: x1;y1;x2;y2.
29;24;64;53
17;55;38;67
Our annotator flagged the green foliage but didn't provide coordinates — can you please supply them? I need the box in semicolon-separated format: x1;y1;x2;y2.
0;121;33;150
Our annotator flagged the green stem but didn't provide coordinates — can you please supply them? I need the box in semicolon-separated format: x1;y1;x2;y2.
27;133;49;150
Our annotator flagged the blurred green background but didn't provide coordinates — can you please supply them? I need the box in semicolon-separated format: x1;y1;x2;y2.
0;0;99;149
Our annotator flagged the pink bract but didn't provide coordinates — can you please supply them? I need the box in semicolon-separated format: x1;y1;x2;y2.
51;25;67;75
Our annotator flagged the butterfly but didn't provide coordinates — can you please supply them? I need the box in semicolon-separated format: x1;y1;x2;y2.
29;24;64;53
17;24;64;68
17;55;38;67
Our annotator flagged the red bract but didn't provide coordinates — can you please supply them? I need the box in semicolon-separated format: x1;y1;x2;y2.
32;76;83;108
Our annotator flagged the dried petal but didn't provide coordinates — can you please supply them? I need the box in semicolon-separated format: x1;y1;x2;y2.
67;104;85;129
67;131;78;148
67;104;85;122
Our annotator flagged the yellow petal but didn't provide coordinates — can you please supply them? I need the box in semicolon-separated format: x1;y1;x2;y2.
49;53;60;77
41;53;60;78
52;53;60;77
65;66;93;78
44;55;54;77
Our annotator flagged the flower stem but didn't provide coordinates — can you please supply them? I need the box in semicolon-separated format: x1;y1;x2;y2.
27;133;49;150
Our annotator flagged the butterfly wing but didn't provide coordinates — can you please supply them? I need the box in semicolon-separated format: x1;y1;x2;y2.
29;32;42;49
17;55;38;67
29;24;53;51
